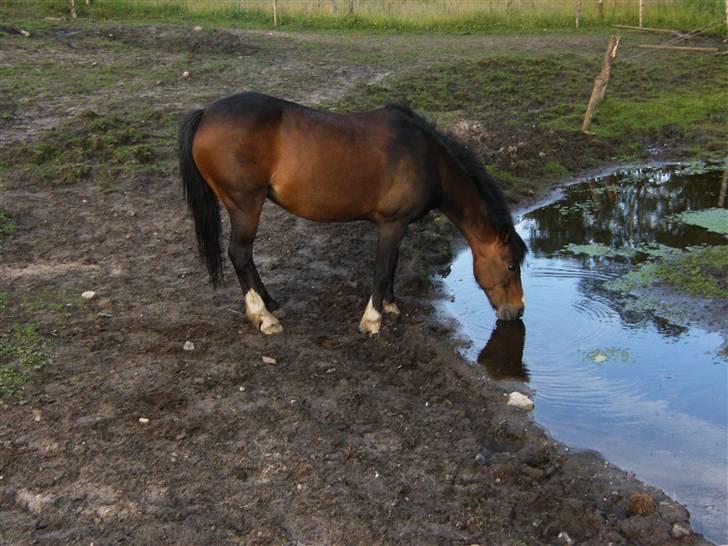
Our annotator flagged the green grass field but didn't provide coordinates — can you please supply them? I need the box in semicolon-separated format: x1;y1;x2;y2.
9;0;727;33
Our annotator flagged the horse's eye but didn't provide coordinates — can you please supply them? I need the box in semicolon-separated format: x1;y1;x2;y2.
507;263;517;272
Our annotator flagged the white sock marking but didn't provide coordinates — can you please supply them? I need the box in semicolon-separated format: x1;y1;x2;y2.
359;297;382;335
245;289;283;335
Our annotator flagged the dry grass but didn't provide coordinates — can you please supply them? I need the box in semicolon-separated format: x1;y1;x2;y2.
18;0;726;32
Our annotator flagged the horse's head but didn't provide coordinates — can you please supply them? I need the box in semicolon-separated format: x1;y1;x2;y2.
472;227;526;321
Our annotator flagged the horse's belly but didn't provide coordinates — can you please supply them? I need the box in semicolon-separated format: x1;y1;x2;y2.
270;174;379;222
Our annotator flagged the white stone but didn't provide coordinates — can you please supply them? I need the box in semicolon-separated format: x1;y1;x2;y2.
262;356;276;365
81;290;96;300
181;70;191;79
138;417;149;424
671;523;691;539
557;531;574;545
507;392;534;411
193;25;203;31
183;341;195;351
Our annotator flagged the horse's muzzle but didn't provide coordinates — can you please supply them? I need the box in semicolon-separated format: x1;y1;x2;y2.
496;305;524;321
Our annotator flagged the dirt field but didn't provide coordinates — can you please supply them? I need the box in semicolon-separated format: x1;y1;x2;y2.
1;18;722;545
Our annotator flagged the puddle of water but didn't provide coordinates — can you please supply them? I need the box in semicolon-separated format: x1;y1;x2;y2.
442;164;728;543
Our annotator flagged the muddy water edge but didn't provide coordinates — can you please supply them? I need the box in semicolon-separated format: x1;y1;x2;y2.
442;162;727;543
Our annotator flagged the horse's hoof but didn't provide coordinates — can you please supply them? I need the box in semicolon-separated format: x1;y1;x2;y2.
359;317;381;335
259;315;283;335
383;301;400;315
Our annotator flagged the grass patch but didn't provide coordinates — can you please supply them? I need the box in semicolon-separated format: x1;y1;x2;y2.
609;245;728;299
0;289;77;400
2;108;176;188
330;52;726;142
0;324;47;399
544;161;568;178
654;246;728;298
592;89;727;150
21;290;79;317
4;0;723;34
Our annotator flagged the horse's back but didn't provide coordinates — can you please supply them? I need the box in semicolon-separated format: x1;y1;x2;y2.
193;93;442;222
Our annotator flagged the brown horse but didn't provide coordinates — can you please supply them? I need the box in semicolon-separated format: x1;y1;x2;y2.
178;92;526;335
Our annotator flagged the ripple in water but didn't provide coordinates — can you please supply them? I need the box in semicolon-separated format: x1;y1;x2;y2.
441;164;728;543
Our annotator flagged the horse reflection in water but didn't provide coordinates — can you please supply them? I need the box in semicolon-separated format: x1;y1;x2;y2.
478;320;528;381
178;93;526;335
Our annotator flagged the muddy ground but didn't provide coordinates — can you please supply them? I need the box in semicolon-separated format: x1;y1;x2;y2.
1;18;722;545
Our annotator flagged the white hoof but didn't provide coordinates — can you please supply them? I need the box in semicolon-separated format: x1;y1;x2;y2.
259;314;283;335
245;289;283;335
359;297;382;335
383;301;400;315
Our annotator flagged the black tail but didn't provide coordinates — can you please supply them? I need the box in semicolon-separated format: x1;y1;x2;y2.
178;109;224;288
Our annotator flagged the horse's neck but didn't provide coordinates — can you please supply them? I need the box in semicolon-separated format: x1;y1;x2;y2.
439;167;492;245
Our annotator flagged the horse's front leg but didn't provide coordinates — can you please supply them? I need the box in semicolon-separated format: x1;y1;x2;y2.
360;222;407;335
228;197;283;335
382;244;401;316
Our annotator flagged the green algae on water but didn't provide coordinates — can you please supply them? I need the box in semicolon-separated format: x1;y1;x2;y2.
677;208;728;236
563;243;637;258
585;347;633;364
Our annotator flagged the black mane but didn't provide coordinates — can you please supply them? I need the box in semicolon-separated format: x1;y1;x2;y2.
387;103;527;264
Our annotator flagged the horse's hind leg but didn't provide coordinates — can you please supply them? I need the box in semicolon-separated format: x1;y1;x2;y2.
360;222;407;335
227;194;283;335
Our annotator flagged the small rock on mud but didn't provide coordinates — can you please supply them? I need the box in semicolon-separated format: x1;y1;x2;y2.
671;523;691;539
507;391;534;410
556;531;574;545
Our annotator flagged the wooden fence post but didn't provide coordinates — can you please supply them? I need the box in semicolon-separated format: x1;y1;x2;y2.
582;35;621;133
272;0;278;27
576;0;582;29
598;0;604;21
639;0;644;27
69;0;77;18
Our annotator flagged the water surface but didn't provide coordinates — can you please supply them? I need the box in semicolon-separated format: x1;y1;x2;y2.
442;164;727;543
